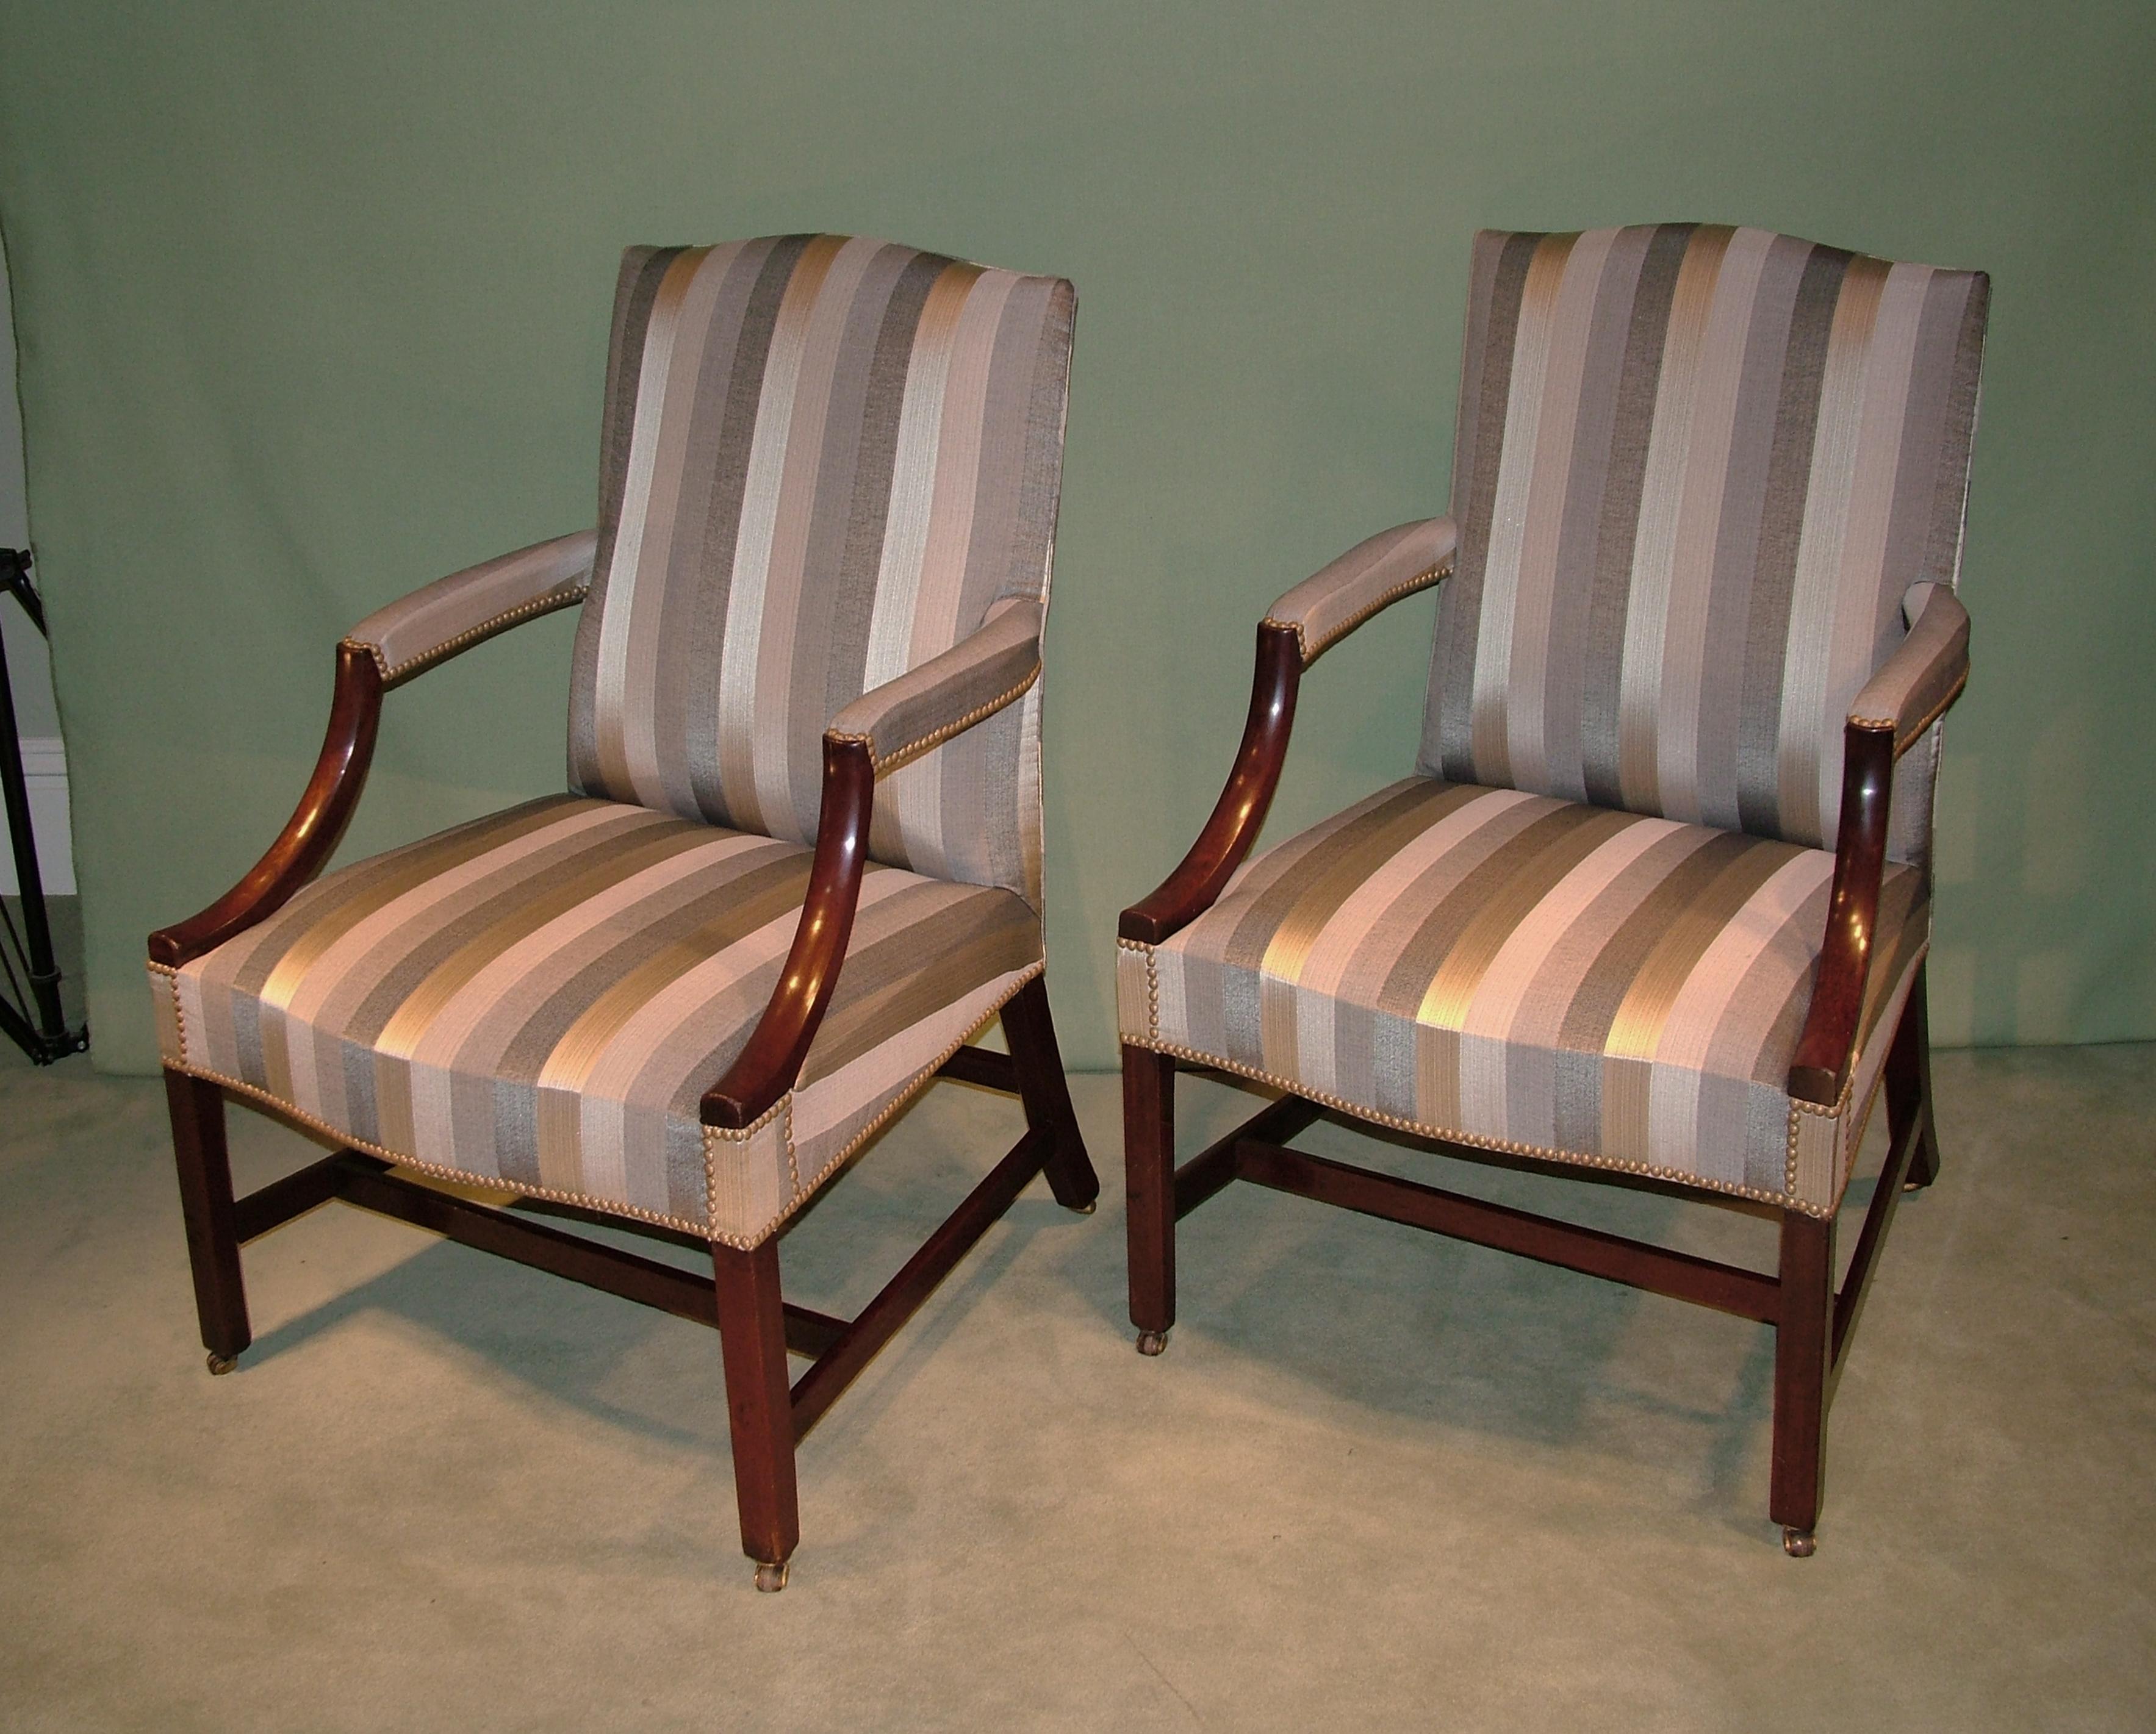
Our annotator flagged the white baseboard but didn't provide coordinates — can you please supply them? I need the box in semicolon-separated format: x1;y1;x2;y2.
0;734;74;896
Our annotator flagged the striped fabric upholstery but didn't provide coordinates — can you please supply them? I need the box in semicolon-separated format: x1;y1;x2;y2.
153;797;1044;1245
1425;226;1987;863
568;237;1076;906
1119;778;1928;1214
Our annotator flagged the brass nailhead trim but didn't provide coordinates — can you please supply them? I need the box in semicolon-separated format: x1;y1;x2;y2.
699;1097;792;1251
344;583;589;683
1850;667;1968;752
1118;936;1162;1044
148;960;189;1068
702;1093;789;1142
167;1059;720;1239
1129;1006;1839;1218
1264;556;1452;665
828;663;1042;778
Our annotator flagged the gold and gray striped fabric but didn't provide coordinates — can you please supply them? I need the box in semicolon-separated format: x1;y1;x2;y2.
568;236;1076;906
1425;225;1987;864
1119;779;1928;1214
154;797;1044;1245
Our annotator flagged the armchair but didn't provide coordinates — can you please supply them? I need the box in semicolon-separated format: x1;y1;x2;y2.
1119;224;1987;1554
149;236;1097;1591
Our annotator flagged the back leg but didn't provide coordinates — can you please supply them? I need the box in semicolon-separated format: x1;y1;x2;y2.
1886;963;1941;1191
1001;973;1100;1213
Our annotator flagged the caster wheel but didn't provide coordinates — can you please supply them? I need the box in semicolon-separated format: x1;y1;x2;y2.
1069;1198;1099;1216
1782;1527;1816;1558
206;1352;238;1376
1135;1330;1168;1357
753;1560;790;1593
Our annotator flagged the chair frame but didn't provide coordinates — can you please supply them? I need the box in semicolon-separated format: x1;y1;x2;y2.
1121;617;1947;1556
154;637;1098;1591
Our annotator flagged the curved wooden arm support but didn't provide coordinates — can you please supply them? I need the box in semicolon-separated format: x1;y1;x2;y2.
1119;622;1302;945
701;737;877;1131
1791;595;1974;1105
148;642;384;968
1787;722;1895;1107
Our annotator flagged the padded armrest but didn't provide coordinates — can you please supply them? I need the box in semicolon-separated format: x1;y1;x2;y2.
825;599;1043;776
1849;582;1971;754
342;529;599;686
1262;518;1457;665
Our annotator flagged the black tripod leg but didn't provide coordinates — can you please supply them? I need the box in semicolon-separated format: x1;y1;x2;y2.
0;549;74;1056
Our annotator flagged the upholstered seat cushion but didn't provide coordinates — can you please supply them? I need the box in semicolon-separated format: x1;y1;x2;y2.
1118;776;1927;1215
151;796;1044;1245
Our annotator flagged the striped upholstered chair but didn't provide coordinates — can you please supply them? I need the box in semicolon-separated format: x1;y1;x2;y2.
1119;224;1986;1554
148;236;1097;1590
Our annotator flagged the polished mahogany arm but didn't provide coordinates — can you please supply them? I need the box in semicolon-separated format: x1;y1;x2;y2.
703;604;1074;1127
149;642;384;967
1119;621;1302;944
1120;525;1453;945
1787;587;1974;1105
149;537;596;969
702;607;1058;1128
1787;721;1896;1107
700;737;875;1131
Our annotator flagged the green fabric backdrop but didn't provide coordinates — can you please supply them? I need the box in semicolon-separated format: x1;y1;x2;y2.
2;0;2150;1075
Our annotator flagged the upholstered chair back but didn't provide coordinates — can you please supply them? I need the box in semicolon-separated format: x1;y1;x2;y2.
569;236;1076;905
1421;224;1987;863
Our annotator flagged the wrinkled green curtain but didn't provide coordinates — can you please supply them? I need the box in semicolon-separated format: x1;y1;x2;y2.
1;0;2150;1073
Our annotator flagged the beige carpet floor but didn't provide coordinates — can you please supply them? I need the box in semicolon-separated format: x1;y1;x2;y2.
2;1029;2151;1730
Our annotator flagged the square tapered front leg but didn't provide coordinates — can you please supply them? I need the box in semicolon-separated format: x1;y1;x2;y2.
1123;1046;1177;1354
163;1070;251;1372
712;1239;799;1591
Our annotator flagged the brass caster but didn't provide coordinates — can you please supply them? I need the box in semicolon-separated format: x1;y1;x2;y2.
1782;1527;1816;1558
1069;1198;1099;1216
1135;1330;1168;1357
206;1352;238;1377
753;1560;789;1593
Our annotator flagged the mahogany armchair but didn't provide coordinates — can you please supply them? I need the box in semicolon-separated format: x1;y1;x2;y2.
149;237;1097;1590
1119;224;1986;1554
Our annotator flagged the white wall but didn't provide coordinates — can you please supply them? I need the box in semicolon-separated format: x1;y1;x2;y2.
1;227;74;894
